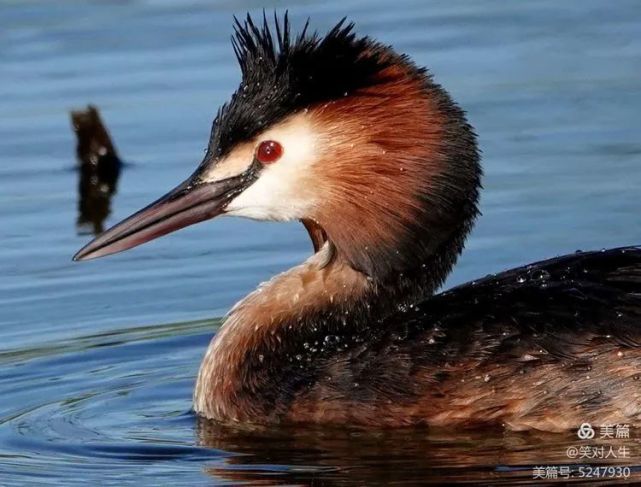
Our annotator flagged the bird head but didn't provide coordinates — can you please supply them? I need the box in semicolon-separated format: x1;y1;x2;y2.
74;14;480;290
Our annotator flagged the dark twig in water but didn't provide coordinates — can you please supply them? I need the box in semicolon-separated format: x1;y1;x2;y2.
70;105;122;235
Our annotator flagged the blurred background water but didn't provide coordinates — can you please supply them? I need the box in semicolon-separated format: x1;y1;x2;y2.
1;0;641;484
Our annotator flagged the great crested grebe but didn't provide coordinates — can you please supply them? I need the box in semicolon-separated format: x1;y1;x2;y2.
74;14;641;431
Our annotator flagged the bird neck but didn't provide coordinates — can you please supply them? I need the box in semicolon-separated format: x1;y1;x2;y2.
192;232;463;422
193;247;372;421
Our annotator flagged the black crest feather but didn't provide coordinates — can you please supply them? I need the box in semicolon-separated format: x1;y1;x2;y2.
207;12;394;158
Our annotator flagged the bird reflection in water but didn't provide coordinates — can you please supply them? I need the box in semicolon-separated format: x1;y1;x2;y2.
70;105;121;235
196;418;640;485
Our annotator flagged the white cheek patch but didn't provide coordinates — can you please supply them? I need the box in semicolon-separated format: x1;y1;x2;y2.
225;114;318;221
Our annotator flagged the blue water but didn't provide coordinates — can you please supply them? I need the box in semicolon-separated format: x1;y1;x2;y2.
2;0;641;484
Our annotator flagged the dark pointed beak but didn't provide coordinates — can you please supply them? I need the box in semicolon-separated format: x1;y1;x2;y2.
73;164;257;261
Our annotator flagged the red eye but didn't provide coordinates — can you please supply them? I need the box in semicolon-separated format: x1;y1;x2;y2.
256;140;283;164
